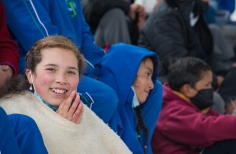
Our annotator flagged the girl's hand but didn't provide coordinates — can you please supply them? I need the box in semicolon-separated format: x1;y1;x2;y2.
56;91;84;124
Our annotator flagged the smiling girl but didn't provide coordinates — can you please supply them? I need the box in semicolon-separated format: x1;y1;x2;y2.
0;36;131;154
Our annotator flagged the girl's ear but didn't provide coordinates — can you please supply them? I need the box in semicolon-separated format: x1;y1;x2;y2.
180;84;195;98
25;69;33;84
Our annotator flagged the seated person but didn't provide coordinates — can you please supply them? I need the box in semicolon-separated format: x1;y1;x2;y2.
0;0;19;87
0;107;48;154
95;43;163;154
139;0;235;114
82;0;146;46
2;0;119;125
0;36;131;154
152;57;236;154
139;0;234;85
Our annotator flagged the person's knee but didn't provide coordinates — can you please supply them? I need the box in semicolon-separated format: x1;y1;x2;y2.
104;8;126;19
95;8;131;45
101;8;126;24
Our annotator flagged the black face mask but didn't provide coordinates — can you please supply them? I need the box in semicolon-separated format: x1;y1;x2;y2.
193;0;209;15
190;88;214;110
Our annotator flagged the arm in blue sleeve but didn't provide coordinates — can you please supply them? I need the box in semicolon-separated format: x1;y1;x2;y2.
2;0;58;53
0;107;21;154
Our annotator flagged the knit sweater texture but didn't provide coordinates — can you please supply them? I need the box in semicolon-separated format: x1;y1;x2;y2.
0;91;131;154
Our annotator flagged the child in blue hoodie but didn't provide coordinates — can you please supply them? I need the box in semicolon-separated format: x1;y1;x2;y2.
95;43;163;154
2;0;118;124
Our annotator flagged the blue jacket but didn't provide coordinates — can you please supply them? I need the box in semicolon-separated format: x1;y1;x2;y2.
95;43;159;154
2;0;104;77
216;0;235;13
0;107;48;154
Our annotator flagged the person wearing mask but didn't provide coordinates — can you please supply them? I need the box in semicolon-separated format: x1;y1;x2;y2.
152;57;236;154
95;43;163;154
139;0;236;114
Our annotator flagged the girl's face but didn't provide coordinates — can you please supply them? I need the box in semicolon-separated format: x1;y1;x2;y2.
26;48;79;107
133;58;154;104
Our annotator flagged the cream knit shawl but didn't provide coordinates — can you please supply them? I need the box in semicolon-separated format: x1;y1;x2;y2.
0;91;131;154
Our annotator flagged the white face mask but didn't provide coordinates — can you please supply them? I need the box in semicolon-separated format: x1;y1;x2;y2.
230;99;236;116
131;86;140;108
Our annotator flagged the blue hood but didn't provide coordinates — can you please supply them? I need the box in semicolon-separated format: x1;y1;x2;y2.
95;43;159;106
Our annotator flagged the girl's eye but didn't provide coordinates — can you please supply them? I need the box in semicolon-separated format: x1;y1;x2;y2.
68;71;76;75
47;68;55;72
145;72;151;77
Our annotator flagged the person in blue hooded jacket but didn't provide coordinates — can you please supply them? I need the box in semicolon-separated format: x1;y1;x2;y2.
95;43;163;154
2;0;118;124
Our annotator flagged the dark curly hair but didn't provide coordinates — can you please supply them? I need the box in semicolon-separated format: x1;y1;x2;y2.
168;57;211;92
